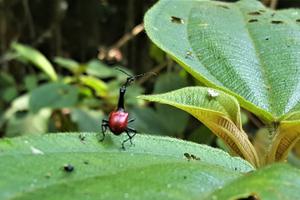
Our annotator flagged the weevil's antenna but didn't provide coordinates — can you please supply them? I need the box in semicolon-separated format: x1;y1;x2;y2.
115;67;132;77
115;67;157;87
115;68;156;110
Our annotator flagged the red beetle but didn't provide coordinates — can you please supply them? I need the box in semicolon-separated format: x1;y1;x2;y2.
100;69;153;149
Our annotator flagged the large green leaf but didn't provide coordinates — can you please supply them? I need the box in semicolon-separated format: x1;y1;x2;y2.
0;133;253;200
11;43;57;81
139;86;259;167
144;0;300;122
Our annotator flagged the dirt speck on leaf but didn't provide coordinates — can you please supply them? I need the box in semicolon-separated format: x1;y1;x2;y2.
170;16;184;24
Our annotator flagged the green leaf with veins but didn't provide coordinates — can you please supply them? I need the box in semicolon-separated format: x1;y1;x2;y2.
144;0;300;123
0;133;253;200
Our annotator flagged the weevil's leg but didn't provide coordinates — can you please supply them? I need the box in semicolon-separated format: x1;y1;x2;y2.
100;119;109;142
127;127;137;135
128;118;135;123
121;129;136;150
127;127;137;144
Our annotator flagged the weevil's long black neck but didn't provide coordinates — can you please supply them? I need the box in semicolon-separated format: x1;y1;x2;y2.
117;85;126;111
117;77;134;111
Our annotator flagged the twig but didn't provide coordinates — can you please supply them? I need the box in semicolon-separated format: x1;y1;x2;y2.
112;23;144;50
98;23;144;62
137;61;167;84
22;0;35;39
245;110;264;128
270;0;278;9
262;0;270;6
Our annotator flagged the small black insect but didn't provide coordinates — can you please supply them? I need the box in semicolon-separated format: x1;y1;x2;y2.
100;68;155;149
63;164;74;172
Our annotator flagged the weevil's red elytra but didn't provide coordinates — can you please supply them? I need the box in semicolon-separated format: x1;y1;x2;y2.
108;110;129;135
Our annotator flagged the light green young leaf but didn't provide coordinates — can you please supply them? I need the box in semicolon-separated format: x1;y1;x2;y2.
54;57;80;73
11;43;57;81
79;75;108;97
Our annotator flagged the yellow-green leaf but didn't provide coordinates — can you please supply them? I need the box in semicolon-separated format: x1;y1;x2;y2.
11;43;58;81
139;87;259;167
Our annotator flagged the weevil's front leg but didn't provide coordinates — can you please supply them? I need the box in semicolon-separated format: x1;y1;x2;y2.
100;119;109;142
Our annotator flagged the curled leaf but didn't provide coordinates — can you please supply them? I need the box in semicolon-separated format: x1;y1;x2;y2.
139;87;259;167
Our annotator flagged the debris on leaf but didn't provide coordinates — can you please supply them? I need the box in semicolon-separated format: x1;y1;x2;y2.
30;146;44;155
63;164;74;172
207;88;219;99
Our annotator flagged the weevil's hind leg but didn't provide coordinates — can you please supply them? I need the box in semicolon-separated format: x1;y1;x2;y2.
128;118;135;123
121;127;137;149
127;127;137;135
100;119;109;142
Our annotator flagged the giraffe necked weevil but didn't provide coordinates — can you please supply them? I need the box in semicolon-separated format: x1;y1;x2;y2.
100;69;155;149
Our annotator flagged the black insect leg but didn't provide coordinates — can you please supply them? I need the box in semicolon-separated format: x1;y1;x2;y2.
128;118;135;123
100;119;109;142
121;127;137;149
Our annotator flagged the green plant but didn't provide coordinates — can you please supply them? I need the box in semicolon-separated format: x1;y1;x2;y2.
142;0;300;167
1;0;300;199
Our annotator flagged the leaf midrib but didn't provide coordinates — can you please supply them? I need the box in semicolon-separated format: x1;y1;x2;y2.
234;3;272;114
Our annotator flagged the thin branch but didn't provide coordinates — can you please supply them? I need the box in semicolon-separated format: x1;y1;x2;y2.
112;23;144;50
262;0;270;6
270;0;278;9
137;61;167;84
22;0;35;39
98;23;144;62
